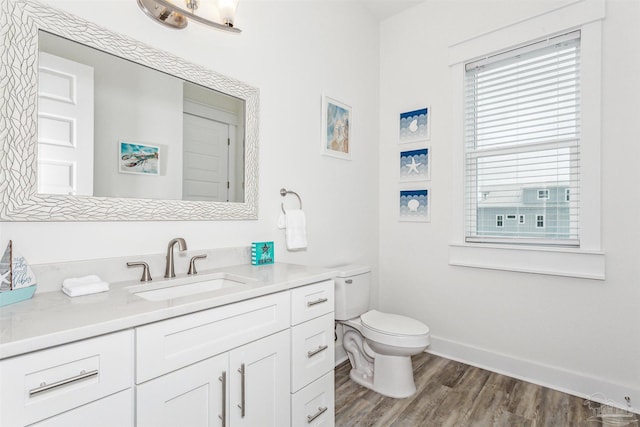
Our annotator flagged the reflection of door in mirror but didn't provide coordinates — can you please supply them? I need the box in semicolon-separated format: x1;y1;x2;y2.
183;113;231;202
37;52;94;196
182;82;244;203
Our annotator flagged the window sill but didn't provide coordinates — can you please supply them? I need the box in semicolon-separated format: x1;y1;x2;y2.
448;243;605;280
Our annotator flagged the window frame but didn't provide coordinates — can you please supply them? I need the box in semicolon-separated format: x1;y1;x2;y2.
464;34;581;246
447;0;604;279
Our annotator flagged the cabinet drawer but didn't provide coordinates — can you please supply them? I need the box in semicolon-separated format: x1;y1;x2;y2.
29;389;133;427
291;313;334;392
136;291;290;383
0;330;133;427
291;372;335;427
290;280;334;325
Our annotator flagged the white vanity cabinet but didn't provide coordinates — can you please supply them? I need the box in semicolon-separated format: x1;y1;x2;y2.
0;271;337;427
290;280;336;427
0;330;133;427
135;291;291;427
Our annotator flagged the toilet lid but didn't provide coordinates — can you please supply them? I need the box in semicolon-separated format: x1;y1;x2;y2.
360;310;429;336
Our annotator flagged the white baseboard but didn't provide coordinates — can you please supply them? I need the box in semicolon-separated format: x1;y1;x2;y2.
427;335;639;415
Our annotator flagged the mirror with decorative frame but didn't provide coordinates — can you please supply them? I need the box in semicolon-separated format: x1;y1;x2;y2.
0;0;258;221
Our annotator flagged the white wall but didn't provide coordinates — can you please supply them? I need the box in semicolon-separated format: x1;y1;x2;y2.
379;0;640;408
0;1;380;290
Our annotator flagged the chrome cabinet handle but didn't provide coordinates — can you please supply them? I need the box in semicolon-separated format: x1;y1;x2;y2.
307;297;328;307
218;371;227;427
29;369;98;396
345;279;353;284
237;363;245;418
307;345;329;358
307;406;328;423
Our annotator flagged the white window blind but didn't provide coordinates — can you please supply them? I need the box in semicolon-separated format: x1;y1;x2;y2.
464;31;581;246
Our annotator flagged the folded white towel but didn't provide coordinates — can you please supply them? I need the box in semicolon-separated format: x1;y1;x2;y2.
285;209;307;250
62;275;102;288
62;275;109;297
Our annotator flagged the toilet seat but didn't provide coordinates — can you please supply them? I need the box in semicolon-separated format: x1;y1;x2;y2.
357;310;430;348
361;310;430;336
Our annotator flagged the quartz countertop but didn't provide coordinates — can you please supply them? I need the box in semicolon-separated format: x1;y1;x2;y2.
0;263;337;359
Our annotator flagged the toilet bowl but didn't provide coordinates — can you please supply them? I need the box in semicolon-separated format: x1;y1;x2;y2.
334;265;430;398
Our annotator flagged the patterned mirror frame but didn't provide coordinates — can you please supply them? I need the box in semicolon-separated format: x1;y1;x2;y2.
0;0;258;221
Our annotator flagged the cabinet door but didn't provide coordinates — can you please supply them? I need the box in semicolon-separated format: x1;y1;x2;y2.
137;353;229;427
230;330;290;427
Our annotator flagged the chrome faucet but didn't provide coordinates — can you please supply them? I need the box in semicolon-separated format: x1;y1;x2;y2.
164;237;187;278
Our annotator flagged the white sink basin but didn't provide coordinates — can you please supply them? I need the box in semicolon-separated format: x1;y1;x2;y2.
130;273;250;301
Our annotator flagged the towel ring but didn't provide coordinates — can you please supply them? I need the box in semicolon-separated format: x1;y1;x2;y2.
280;188;302;214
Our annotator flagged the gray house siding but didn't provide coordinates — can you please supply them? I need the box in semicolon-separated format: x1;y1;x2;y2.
477;186;571;239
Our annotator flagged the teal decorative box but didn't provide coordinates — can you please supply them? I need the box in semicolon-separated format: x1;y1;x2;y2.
251;241;274;265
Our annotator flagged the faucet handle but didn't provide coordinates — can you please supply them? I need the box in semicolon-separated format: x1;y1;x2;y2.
127;261;152;282
187;255;207;275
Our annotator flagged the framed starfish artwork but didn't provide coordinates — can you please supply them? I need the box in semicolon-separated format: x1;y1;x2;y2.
400;147;430;181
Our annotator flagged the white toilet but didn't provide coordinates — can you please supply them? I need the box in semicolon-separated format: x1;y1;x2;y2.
335;265;430;398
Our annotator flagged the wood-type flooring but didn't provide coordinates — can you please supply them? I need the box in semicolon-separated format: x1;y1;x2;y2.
334;352;638;427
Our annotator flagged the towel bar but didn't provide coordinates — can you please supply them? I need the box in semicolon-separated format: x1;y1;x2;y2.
280;188;302;214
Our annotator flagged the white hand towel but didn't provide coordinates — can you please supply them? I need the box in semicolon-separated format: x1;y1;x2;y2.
62;275;110;297
285;209;307;250
62;275;102;288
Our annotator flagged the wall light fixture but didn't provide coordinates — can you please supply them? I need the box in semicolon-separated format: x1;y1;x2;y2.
137;0;241;33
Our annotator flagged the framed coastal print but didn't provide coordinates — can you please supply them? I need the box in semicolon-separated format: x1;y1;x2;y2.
322;95;352;160
399;107;430;143
399;187;431;222
118;141;160;175
400;147;430;181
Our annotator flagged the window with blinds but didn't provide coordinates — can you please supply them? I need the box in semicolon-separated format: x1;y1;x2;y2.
464;31;581;246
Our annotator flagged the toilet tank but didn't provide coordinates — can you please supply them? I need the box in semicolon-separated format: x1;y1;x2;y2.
334;264;372;320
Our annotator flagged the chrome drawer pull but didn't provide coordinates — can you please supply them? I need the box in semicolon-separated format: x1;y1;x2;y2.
29;369;98;396
307;297;328;307
218;371;227;427
307;406;328;423
307;345;329;358
237;363;246;418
